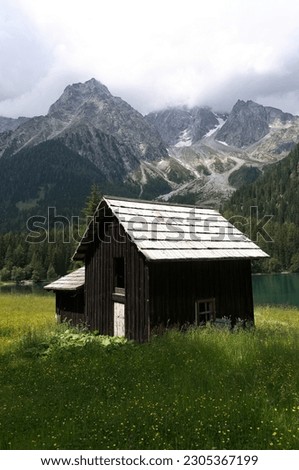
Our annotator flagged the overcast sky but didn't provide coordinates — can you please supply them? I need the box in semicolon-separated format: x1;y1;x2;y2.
1;0;299;117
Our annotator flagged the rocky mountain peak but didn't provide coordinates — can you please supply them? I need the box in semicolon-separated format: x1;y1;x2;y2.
0;78;168;181
233;99;267;115
48;78;112;118
66;77;111;98
1;79;299;231
215;99;294;148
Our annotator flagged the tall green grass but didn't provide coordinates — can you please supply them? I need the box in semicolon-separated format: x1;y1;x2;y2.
0;294;55;353
0;294;298;450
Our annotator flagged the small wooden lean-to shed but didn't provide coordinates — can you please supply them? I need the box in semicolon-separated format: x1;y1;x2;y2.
70;197;268;341
44;267;85;325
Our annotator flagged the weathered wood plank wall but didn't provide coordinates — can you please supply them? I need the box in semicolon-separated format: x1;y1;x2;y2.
56;290;85;325
85;217;150;341
148;259;253;328
85;214;253;340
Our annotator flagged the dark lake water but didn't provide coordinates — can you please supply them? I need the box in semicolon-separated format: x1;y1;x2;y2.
0;283;52;296
1;274;299;307
252;273;299;308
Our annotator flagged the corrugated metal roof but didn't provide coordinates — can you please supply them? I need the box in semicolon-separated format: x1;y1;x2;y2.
44;267;85;291
73;196;269;261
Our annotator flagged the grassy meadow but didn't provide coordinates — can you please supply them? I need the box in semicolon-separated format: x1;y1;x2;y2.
0;293;298;450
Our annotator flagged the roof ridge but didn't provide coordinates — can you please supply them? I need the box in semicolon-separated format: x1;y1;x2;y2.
103;195;218;211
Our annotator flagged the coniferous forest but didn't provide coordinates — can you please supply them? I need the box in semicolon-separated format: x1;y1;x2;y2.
223;143;299;273
1;141;299;283
0;185;102;283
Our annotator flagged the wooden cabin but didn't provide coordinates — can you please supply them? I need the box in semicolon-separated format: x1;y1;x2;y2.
53;196;267;341
44;267;85;325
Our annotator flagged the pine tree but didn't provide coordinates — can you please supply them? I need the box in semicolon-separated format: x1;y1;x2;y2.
0;267;11;282
11;266;25;283
82;184;102;220
4;246;14;271
31;251;46;282
47;263;58;281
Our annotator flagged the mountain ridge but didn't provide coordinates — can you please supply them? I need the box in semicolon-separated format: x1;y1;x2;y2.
0;116;29;133
0;78;168;180
1;79;299;231
145;99;299;206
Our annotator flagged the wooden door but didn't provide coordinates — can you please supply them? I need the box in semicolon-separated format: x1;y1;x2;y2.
113;302;125;337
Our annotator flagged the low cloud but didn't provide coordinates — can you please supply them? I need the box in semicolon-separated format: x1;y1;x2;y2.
1;0;299;117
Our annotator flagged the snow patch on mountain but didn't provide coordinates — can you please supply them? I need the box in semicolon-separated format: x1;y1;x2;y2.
203;116;226;138
174;128;193;147
216;140;229;146
2;83;299;211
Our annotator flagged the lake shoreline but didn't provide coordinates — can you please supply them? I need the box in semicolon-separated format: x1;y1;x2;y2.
1;273;299;308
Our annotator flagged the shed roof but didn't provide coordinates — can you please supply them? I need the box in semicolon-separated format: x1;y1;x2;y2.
73;196;269;261
44;267;85;291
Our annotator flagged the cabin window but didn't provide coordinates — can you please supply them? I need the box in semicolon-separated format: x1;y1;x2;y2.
114;257;125;289
195;298;216;325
